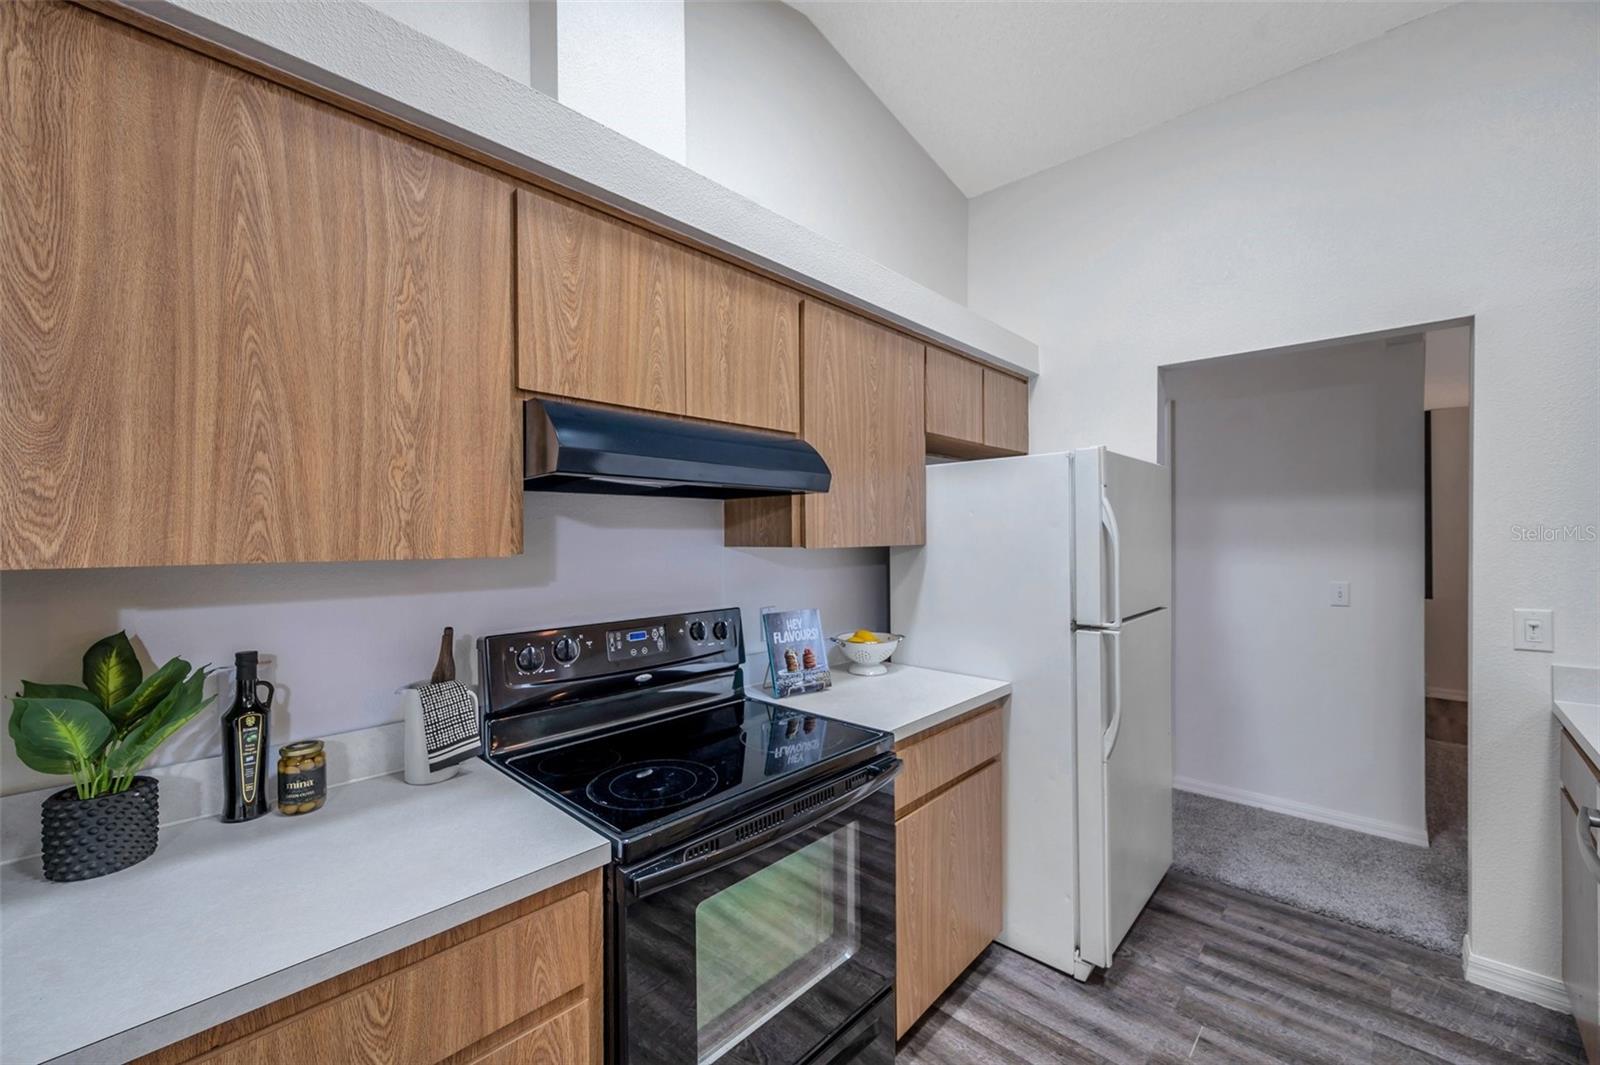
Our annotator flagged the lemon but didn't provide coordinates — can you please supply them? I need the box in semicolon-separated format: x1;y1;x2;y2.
846;629;880;644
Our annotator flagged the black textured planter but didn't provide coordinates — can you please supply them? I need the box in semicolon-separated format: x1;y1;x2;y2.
40;776;159;882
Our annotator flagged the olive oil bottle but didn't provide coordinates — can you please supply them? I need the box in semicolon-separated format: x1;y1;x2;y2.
222;651;275;822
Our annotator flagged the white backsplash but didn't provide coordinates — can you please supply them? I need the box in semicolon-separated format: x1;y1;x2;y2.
0;493;887;796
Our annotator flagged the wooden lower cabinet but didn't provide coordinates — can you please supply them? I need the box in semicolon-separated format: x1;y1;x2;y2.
893;704;1005;1038
1562;731;1600;1064
136;869;603;1065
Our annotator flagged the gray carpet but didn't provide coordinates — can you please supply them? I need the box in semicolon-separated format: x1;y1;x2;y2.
1173;739;1467;955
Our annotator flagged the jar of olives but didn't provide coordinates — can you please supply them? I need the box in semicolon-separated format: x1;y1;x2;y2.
277;740;326;815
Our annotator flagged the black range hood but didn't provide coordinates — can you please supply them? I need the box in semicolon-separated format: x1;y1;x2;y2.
523;399;831;499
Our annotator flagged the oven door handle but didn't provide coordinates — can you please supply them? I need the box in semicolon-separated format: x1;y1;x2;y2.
623;755;902;900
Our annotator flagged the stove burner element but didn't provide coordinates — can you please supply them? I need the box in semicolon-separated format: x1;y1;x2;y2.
587;759;719;811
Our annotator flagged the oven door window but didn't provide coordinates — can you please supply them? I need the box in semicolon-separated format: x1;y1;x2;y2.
618;784;896;1065
696;823;858;1061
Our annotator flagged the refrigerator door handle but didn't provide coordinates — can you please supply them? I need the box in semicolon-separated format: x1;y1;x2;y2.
1101;628;1124;760
1101;494;1123;627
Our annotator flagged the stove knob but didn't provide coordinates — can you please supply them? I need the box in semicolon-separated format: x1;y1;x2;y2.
514;644;544;673
689;620;706;641
712;620;729;641
553;636;580;665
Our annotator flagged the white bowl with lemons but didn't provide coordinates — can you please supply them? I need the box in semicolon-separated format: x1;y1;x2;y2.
831;630;904;677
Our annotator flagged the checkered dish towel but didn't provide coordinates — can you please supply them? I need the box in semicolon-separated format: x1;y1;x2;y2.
416;681;481;771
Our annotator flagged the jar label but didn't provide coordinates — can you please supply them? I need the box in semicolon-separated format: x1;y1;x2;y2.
279;765;326;805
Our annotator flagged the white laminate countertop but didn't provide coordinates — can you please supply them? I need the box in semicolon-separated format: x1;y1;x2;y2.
0;763;609;1065
1554;665;1600;767
747;664;1010;742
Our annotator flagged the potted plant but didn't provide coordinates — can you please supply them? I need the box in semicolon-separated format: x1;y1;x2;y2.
8;632;213;881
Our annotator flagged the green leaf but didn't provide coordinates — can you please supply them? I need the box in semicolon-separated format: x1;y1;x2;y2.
19;681;101;707
82;632;142;713
107;668;214;781
107;657;190;733
12;698;113;776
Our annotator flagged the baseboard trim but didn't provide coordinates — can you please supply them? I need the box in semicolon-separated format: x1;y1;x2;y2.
1174;776;1430;847
1427;687;1469;703
1462;934;1570;1013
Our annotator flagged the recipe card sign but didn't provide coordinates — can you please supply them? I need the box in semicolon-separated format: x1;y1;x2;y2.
761;608;832;698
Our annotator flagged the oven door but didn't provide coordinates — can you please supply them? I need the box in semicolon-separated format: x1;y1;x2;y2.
615;755;899;1065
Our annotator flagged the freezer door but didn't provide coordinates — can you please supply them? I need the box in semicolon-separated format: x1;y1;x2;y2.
1074;609;1173;969
1072;447;1172;627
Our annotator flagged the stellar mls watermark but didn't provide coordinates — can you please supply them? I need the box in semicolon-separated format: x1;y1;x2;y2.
1510;522;1598;542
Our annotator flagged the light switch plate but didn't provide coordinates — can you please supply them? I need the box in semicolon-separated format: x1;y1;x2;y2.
1513;608;1554;652
1329;580;1351;607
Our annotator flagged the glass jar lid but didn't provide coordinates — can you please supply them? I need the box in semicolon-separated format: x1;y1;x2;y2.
279;739;324;758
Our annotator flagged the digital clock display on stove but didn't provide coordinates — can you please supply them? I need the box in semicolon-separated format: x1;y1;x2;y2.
607;624;668;661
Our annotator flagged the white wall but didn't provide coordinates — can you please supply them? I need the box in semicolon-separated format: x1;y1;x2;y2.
683;1;968;302
1428;406;1471;700
968;1;1598;982
558;1;687;163
362;0;533;85
350;0;974;330
1165;338;1427;843
0;495;886;796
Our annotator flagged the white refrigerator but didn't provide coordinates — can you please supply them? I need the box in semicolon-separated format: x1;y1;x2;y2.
889;448;1172;979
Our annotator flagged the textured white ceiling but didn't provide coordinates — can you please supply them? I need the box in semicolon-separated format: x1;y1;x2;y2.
790;1;1452;196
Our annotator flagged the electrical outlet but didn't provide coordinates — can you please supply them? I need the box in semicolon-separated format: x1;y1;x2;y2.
1513;609;1554;652
1329;580;1351;607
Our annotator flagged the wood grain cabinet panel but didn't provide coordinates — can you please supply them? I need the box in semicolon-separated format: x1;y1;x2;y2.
924;346;985;452
982;369;1030;455
458;999;589;1065
895;760;1003;1038
685;254;800;433
725;301;925;548
515;187;687;415
139;870;603;1065
894;704;1004;815
0;2;521;569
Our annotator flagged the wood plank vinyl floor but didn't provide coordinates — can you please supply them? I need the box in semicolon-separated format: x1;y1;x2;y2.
900;872;1582;1064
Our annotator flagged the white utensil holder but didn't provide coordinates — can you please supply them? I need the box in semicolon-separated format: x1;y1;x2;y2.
399;684;477;785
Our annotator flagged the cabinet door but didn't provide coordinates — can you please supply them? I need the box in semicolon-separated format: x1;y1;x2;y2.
685;255;799;433
982;369;1030;455
0;3;521;568
802;302;926;547
895;760;1003;1037
1563;732;1600;1063
515;187;686;415
925;346;985;452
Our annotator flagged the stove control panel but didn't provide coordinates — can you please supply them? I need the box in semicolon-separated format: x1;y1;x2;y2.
606;624;667;662
481;608;745;711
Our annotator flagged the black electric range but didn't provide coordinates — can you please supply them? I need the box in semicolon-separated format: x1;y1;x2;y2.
480;608;900;1065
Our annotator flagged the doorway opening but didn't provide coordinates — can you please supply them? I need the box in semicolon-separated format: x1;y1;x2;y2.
1156;320;1472;956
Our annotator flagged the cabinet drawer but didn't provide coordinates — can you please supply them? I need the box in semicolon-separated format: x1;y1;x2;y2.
196;891;592;1065
894;703;1003;815
459;998;591;1065
895;760;1003;1036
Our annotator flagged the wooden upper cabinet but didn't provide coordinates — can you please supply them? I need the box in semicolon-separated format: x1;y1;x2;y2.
725;302;924;548
983;368;1030;455
0;3;521;569
924;345;986;453
685;254;800;433
516;187;687;415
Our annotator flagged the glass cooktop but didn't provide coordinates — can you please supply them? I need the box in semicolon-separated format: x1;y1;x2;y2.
501;698;889;838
